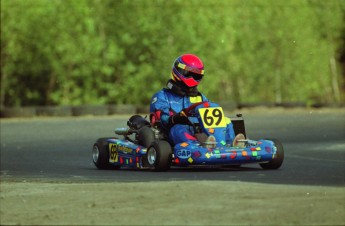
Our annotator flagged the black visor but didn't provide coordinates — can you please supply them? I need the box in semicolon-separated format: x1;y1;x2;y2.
177;67;203;81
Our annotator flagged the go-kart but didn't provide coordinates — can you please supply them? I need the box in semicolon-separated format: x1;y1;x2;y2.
92;101;284;171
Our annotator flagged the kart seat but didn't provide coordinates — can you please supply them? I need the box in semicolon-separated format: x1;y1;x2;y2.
230;115;247;138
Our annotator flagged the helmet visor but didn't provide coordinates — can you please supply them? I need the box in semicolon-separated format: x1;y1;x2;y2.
177;67;203;81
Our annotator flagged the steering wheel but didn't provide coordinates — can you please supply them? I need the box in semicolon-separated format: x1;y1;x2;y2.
181;101;210;134
183;101;210;116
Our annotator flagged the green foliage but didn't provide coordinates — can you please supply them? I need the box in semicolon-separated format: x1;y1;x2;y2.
1;0;344;107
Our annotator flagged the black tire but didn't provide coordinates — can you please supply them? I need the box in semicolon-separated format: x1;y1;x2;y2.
138;126;155;148
92;138;121;170
259;139;284;170
221;164;242;170
146;140;172;171
229;164;242;168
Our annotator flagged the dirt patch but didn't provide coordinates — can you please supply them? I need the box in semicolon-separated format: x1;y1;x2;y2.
1;181;344;225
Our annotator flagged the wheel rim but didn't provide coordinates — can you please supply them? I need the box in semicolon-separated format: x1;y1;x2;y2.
92;145;99;163
147;147;157;165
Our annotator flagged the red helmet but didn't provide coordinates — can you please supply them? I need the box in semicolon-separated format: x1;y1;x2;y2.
171;54;204;87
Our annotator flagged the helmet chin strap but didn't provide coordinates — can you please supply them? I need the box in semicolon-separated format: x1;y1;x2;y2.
166;79;199;97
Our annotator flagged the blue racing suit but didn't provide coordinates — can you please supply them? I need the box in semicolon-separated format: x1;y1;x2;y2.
150;87;236;146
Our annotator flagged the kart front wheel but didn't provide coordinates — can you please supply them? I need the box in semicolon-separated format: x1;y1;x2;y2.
92;138;121;170
146;140;172;171
259;139;284;170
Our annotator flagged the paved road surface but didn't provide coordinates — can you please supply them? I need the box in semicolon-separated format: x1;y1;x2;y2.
1;109;344;186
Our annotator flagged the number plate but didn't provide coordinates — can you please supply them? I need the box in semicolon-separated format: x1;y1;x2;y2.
109;143;119;163
198;107;227;128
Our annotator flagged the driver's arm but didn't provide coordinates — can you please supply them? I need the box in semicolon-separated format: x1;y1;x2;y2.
150;91;171;127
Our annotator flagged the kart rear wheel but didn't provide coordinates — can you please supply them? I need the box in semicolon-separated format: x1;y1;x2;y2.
259;139;284;170
92;138;121;170
138;126;155;148
146;140;172;171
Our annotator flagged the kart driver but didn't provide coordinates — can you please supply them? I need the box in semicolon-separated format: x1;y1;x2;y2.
150;53;244;147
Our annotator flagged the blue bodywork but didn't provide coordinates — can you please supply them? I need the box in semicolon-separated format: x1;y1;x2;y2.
105;101;279;169
173;139;277;166
105;138;277;169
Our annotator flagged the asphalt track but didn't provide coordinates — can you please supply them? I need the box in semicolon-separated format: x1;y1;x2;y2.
1;109;344;187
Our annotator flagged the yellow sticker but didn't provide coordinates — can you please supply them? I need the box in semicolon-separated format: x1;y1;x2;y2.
205;152;211;158
109;143;119;163
225;117;231;124
198;107;227;128
189;96;202;103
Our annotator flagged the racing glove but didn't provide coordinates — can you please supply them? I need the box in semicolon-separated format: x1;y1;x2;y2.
168;110;190;126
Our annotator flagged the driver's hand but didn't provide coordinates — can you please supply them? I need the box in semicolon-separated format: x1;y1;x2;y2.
168;110;190;126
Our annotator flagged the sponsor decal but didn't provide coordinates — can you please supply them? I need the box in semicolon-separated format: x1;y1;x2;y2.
251;147;261;151
167;82;173;89
265;146;272;153
212;150;221;159
114;144;132;154
176;149;192;159
230;151;237;159
189;96;202;103
205;152;211;159
151;97;158;104
180;142;189;147
192;151;202;159
213;150;220;154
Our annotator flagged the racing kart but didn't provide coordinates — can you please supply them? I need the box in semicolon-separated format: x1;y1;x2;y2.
92;101;284;171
